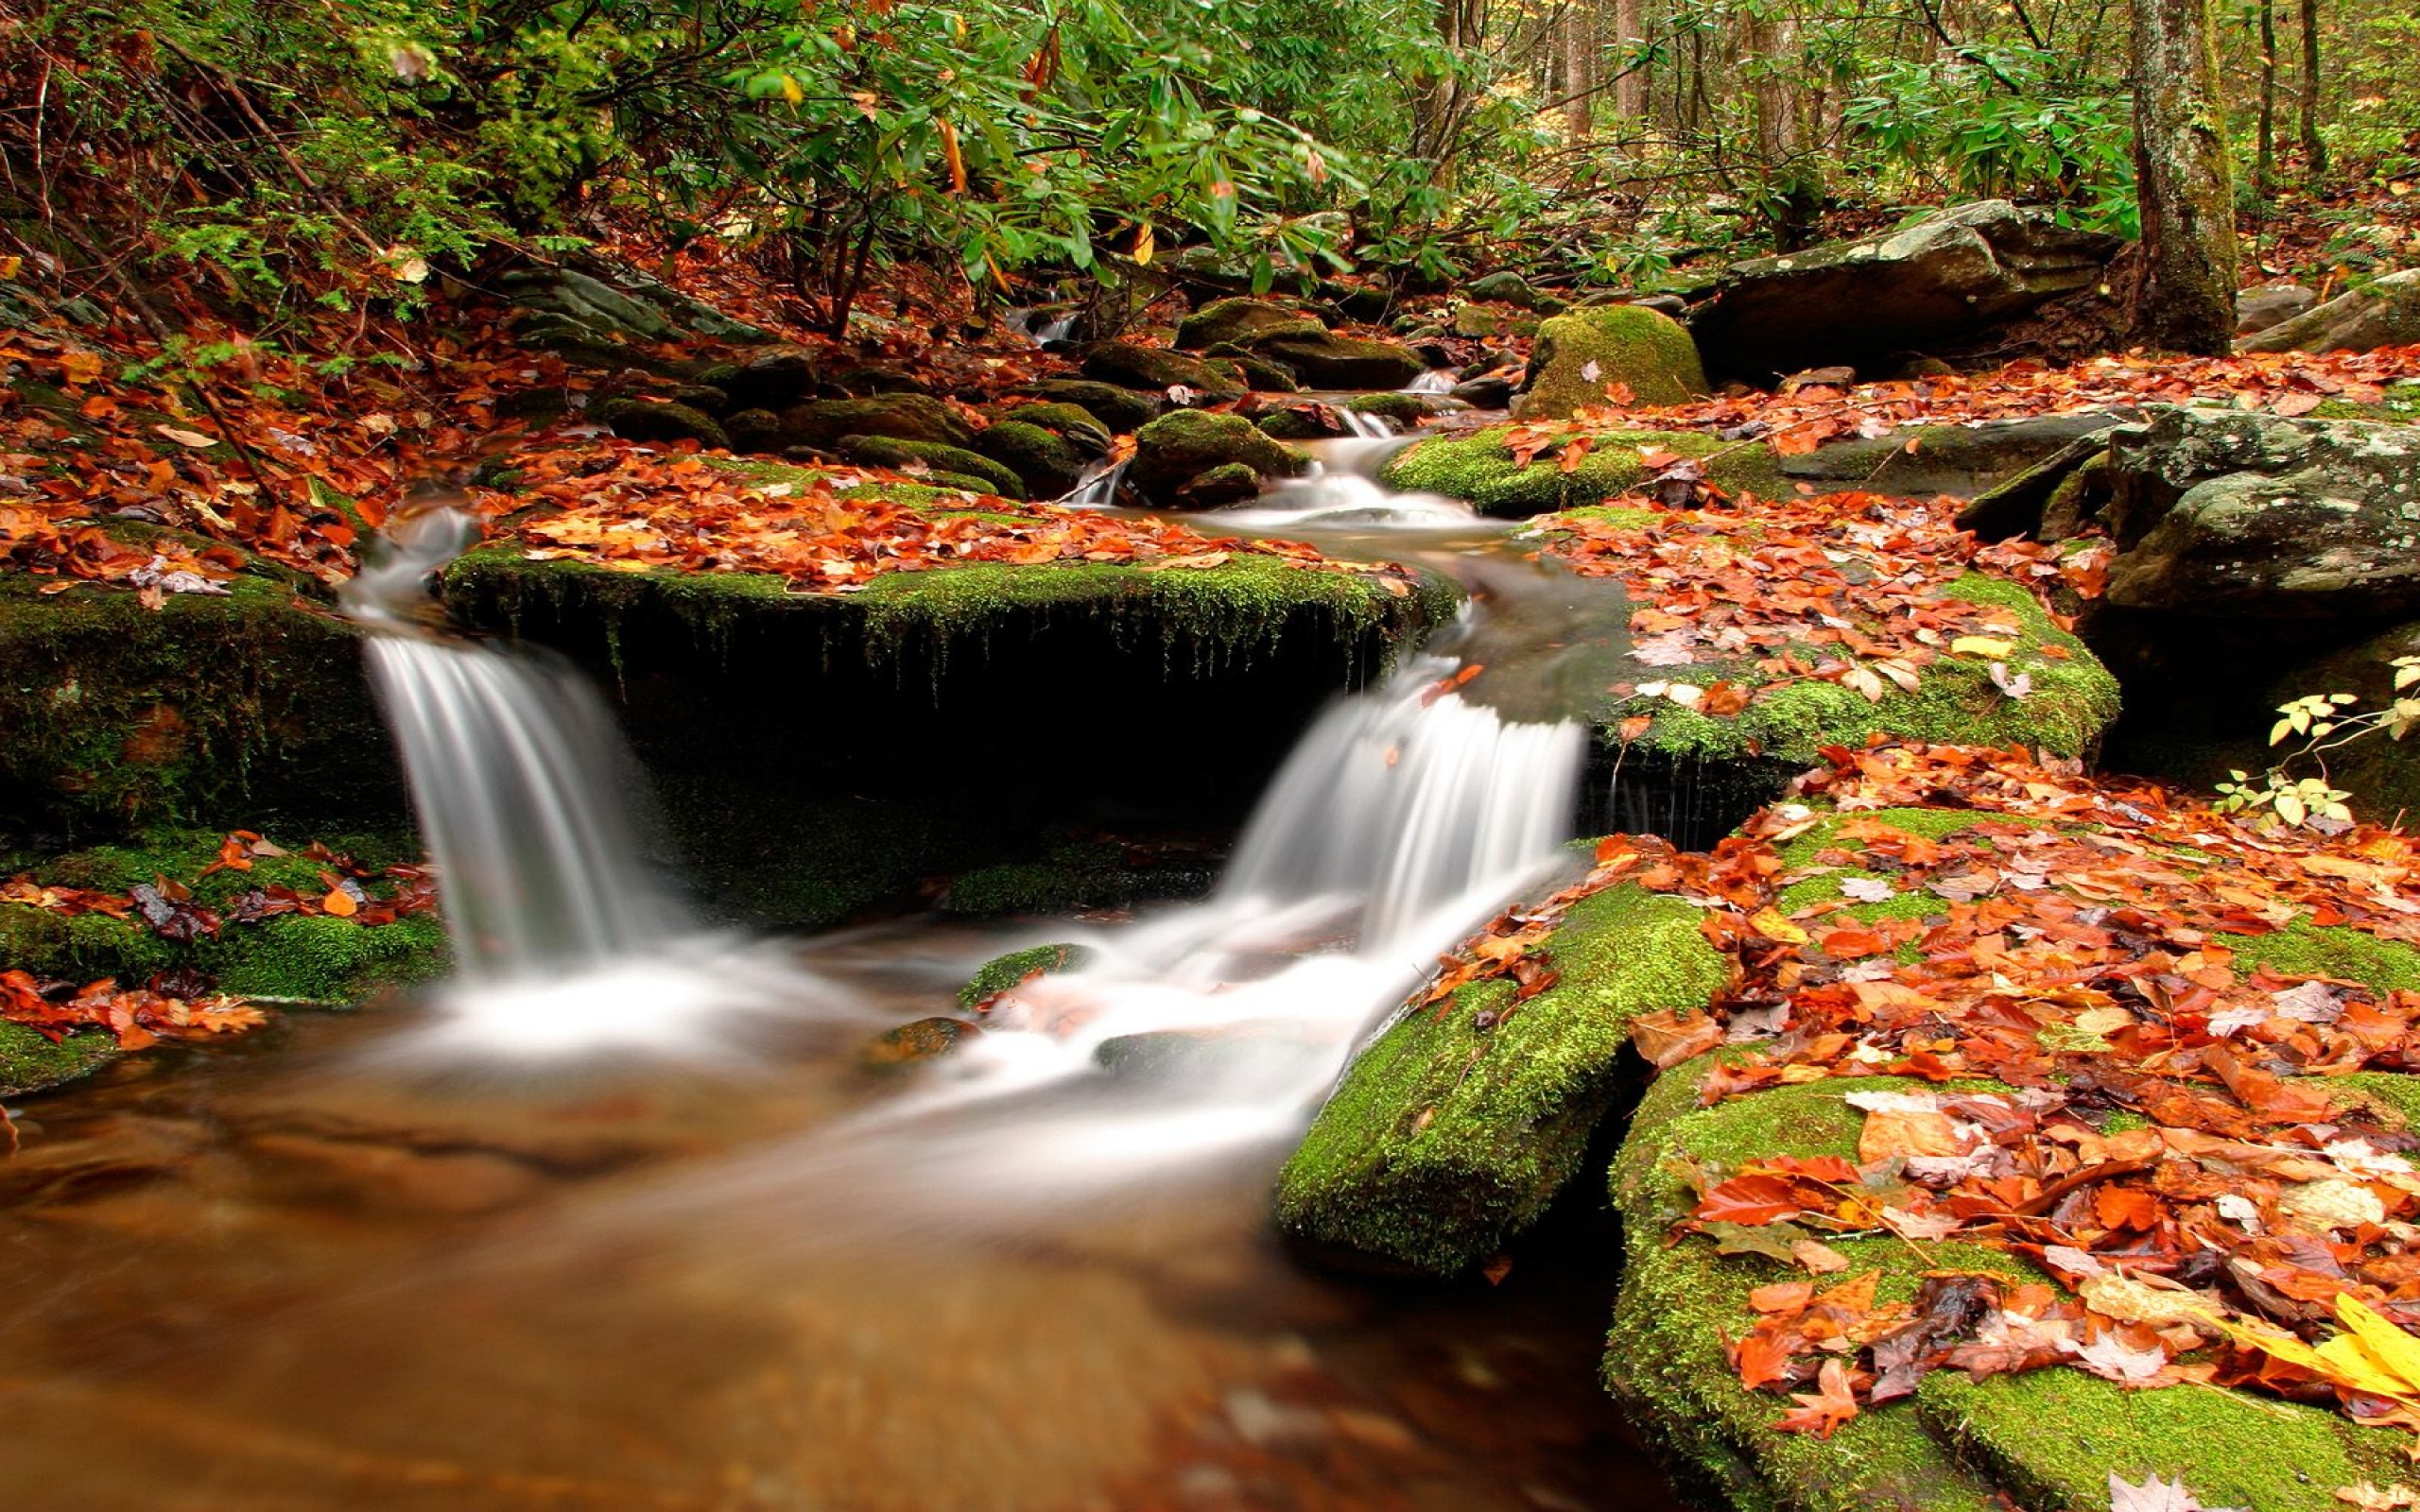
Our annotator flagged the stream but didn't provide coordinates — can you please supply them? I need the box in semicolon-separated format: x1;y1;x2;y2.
0;425;1687;1510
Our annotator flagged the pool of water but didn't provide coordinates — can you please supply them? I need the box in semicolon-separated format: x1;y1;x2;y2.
0;916;1686;1512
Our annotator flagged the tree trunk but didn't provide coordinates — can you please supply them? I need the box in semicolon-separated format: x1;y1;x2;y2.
2130;0;2238;354
2299;0;2325;180
1562;1;1595;141
2256;0;2277;197
1614;0;1648;117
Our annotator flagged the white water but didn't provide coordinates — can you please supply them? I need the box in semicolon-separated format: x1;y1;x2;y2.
1221;436;1480;531
1059;456;1128;509
345;505;819;1059
1405;369;1458;395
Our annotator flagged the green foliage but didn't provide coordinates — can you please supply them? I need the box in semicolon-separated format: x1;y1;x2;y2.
1843;51;2138;233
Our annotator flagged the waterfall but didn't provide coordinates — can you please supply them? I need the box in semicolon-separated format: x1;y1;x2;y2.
344;503;815;1057
1339;408;1396;439
1059;457;1127;509
1404;369;1457;395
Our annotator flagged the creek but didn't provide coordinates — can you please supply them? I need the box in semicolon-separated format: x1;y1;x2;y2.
0;427;1690;1510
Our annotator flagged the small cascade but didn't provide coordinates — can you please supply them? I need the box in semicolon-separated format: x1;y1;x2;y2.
1221;436;1478;531
344;503;816;1057
1058;456;1127;509
1404;369;1457;395
1338;408;1396;439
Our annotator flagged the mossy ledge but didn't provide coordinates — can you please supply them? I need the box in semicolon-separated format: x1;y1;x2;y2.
1379;427;1784;519
1274;881;1730;1276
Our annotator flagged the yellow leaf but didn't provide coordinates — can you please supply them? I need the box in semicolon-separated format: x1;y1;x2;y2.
1748;907;1809;945
1951;636;2017;658
152;424;219;448
779;73;804;104
1132;223;1155;266
2336;1297;2420;1397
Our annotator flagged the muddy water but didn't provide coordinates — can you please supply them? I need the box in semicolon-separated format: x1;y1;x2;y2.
0;918;1685;1512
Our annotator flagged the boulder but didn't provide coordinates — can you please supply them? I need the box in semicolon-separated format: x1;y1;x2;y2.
1250;334;1426;390
1463;270;1542;308
1201;343;1303;392
1130;410;1305;507
1450;374;1516;409
994;403;1113;453
1511;306;1708;419
835;436;1024;498
1777;411;2134;498
2237;284;2320;336
1174;297;1325;352
2261;622;2420;821
723;407;785;452
593;397;730;450
973;421;1086;498
721;346;821;410
1028;379;1163;433
2092;409;2420;622
1078;342;1247;401
778;394;973;451
1686;200;2122;380
2239;269;2420;354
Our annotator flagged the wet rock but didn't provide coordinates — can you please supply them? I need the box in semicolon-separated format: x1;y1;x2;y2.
974;421;1086;498
959;942;1090;1008
2090;408;2420;622
1777;365;1858;394
1078;342;1248;401
1250;334;1426;390
1778;411;2134;498
723;407;785;453
2237;284;2320;336
1175;297;1326;352
245;1131;547;1214
1451;303;1520;339
1512;306;1708;419
1256;407;1346;441
1028;379;1164;433
1178;461;1264;507
593;397;730;451
995;403;1113;453
501;264;774;349
861;1015;980;1072
721;345;822;410
1687;199;2121;380
1201;343;1302;392
1464;270;1542;308
2239;269;2420;354
821;361;932;398
1450;375;1516;409
836;435;1025;498
1132;410;1305;507
778;394;973;451
1345;392;1427;423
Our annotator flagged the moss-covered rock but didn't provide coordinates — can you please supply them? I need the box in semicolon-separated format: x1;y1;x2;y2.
959;941;1092;1008
1464;270;1541;308
1512;306;1708;418
1028;380;1163;433
1175;297;1326;352
724;407;785;452
1132;409;1307;507
1275;882;1730;1275
836;435;1026;498
594;397;730;450
1253;334;1426;390
0;569;395;838
2240;268;2420;355
1203;344;1305;392
996;403;1114;452
1344;391;1428;423
777;394;973;451
973;421;1087;498
0;1022;117;1097
1379;425;1783;518
1078;343;1248;401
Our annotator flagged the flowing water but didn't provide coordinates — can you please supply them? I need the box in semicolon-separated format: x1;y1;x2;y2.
0;411;1683;1509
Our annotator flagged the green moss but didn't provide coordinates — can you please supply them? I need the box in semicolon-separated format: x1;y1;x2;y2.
1344;392;1427;422
1919;1366;2403;1512
959;941;1089;1007
1380;426;1783;519
0;569;391;836
2234;918;2420;992
942;862;1125;916
1275;882;1730;1275
1514;306;1709;418
2309;382;2420;424
203;912;448;1000
0;1022;116;1097
838;436;1025;498
1606;573;2119;766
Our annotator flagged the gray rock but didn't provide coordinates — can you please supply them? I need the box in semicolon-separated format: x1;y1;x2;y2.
2238;269;2420;354
1451;375;1517;408
2236;284;2319;336
1251;334;1426;390
1464;270;1541;308
1078;342;1248;400
593;397;729;450
722;346;821;411
1687;200;2121;380
1779;411;2135;498
1175;298;1325;352
779;394;973;451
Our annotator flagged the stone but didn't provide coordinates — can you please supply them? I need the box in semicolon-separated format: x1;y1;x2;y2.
1464;270;1542;307
778;394;973;451
723;407;784;453
1028;379;1163;433
1078;341;1248;400
1244;334;1426;391
1451;303;1513;338
1174;297;1325;352
1201;343;1302;392
1511;306;1708;419
994;404;1113;453
593;397;729;450
2092;408;2420;622
1778;411;2135;498
1177;461;1264;507
2237;284;2320;335
721;345;821;410
1255;407;1343;441
821;361;932;397
1777;365;1858;394
836;435;1025;498
973;421;1086;498
1344;391;1427;422
1450;375;1516;409
861;1016;979;1072
2238;269;2420;354
1686;199;2122;380
1131;409;1305;507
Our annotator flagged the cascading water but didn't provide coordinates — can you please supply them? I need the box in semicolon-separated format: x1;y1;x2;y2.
1405;369;1458;395
344;501;820;1057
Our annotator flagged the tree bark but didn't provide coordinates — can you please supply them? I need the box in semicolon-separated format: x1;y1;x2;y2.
1562;0;1595;141
2256;0;2277;197
2130;0;2238;354
2299;0;2325;180
1614;0;1648;117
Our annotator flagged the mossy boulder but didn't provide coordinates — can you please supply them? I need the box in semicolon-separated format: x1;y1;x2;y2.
724;407;785;452
1275;882;1730;1275
777;394;973;451
594;397;730;450
0;1022;117;1098
1256;407;1344;441
995;404;1114;452
1131;410;1306;508
973;421;1086;499
1378;425;1783;518
1028;379;1163;433
1252;334;1426;390
838;435;1026;498
1078;343;1248;401
1175;297;1326;352
720;345;821;410
1202;344;1304;392
2240;268;2420;355
959;940;1091;1008
1464;270;1541;308
1344;392;1427;423
0;568;395;838
1512;306;1708;419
